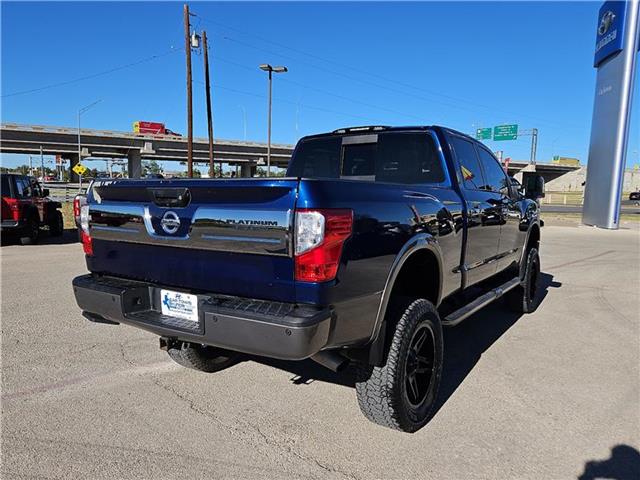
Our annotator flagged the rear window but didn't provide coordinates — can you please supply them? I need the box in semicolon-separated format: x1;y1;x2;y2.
1;176;12;198
288;132;446;185
288;137;341;178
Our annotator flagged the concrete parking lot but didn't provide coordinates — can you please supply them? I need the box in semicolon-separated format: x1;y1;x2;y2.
1;225;639;479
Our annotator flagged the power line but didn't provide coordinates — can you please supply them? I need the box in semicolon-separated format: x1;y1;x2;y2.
2;46;184;98
208;54;440;124
197;16;583;131
194;80;381;123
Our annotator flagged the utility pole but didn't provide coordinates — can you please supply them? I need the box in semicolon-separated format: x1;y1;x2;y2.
202;30;215;178
184;4;194;177
29;155;33;176
40;145;44;180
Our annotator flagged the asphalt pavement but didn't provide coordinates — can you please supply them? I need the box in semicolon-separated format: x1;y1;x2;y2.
1;226;639;479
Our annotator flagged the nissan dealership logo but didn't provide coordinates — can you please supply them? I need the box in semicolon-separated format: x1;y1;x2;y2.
160;211;181;234
598;10;615;36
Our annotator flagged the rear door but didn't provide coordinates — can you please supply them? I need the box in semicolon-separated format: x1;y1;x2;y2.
448;135;502;287
475;145;522;272
86;178;300;303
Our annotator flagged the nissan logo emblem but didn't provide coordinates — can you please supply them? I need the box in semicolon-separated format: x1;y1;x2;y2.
598;11;615;36
160;211;181;234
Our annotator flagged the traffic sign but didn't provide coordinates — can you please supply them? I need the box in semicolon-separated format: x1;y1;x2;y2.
476;128;492;140
493;124;518;141
72;163;88;176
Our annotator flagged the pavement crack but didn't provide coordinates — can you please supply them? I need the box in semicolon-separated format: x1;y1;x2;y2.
252;423;359;480
151;375;359;479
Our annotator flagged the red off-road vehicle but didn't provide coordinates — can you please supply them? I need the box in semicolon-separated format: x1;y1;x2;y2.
1;173;64;244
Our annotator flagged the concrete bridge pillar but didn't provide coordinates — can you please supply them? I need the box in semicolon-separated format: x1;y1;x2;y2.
66;154;80;183
240;164;256;178
128;151;142;179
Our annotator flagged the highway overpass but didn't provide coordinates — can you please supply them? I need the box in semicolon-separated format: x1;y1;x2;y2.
1;122;579;182
0;123;294;179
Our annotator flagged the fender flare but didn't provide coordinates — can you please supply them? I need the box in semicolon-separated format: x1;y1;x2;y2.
369;233;444;346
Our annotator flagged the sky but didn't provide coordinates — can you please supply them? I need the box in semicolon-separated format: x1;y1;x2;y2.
1;1;639;171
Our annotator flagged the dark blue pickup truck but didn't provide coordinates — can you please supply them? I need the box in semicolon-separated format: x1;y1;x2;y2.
72;125;545;432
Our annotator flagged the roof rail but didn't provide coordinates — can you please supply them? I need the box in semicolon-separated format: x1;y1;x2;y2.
331;125;390;134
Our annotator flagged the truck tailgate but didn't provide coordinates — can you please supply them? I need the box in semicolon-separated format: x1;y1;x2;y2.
86;178;299;303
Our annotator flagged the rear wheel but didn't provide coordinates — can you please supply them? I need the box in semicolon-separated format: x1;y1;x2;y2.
506;247;540;313
167;342;239;373
20;216;40;245
49;210;64;236
355;299;443;432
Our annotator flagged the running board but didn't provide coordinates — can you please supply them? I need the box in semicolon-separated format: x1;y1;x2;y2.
442;277;521;327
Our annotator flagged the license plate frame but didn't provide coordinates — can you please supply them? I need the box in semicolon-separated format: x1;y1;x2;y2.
160;289;199;323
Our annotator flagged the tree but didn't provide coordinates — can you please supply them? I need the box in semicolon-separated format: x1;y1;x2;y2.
143;160;163;176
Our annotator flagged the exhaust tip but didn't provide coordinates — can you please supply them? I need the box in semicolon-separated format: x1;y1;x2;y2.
311;351;348;372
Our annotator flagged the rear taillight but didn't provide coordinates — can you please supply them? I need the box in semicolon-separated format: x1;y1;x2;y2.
294;209;353;282
79;205;93;255
2;197;20;221
73;196;81;219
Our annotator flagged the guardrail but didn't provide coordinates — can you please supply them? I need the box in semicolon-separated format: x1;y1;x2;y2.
542;193;584;206
42;183;85;203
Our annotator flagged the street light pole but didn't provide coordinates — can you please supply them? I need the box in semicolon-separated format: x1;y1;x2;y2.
267;69;272;176
238;105;247;141
77;99;101;191
259;64;287;177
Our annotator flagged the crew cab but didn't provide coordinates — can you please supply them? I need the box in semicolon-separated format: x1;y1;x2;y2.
1;173;64;244
72;126;545;432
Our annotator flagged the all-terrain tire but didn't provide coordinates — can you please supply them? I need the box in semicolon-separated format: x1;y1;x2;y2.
355;299;443;432
167;342;239;373
20;216;40;245
49;210;64;236
506;247;541;313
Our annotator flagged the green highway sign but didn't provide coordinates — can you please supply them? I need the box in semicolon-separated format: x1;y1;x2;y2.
476;128;492;140
493;124;518;141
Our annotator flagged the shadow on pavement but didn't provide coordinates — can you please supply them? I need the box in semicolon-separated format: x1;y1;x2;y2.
250;272;561;415
578;445;640;480
1;228;78;247
433;272;559;415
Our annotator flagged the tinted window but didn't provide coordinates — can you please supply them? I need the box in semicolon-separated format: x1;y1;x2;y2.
377;133;445;184
15;177;31;197
1;176;11;197
477;147;509;194
287;137;341;178
288;132;445;184
29;178;42;197
342;143;376;178
451;137;484;190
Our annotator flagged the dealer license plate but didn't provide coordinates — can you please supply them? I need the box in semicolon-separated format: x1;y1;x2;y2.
160;289;199;322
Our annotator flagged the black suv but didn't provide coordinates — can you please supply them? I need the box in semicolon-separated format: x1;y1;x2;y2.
1;173;64;244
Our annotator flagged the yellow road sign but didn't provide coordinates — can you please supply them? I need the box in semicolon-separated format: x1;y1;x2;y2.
72;163;88;176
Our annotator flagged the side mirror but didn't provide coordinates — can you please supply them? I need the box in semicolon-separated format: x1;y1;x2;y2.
524;175;545;199
508;176;524;198
42;188;50;197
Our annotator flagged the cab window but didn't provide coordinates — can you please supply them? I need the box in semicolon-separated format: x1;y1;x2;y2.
16;177;31;197
451;136;484;190
476;147;509;194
